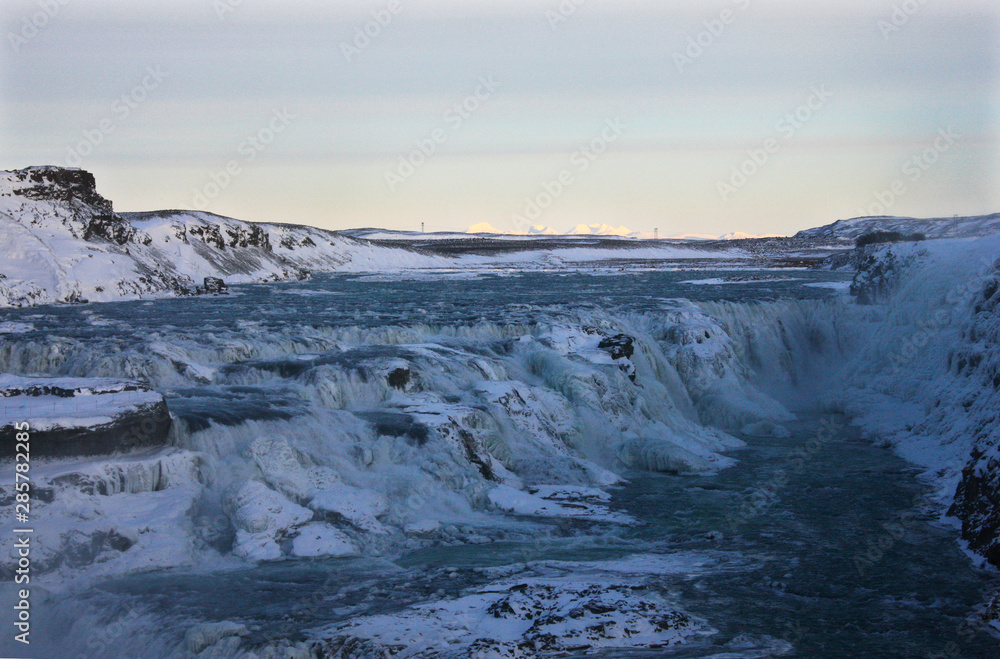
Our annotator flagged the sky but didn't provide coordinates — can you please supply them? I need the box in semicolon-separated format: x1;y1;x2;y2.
1;0;998;237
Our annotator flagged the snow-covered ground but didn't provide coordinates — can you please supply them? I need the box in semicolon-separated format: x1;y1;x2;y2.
796;213;1000;241
307;558;718;657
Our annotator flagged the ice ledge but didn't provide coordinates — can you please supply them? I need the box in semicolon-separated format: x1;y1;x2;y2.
0;374;171;457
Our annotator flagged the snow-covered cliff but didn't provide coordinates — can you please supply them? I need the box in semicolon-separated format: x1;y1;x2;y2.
824;238;1000;568
0;167;452;307
0;167;750;309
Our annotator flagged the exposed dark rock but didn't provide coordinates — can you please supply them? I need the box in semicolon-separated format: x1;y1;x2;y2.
950;450;1000;567
226;224;271;250
457;426;496;481
854;230;925;248
11;166;135;245
13;167;111;211
203;276;228;294
0;400;171;459
386;367;410;389
0;378;172;458
188;224;226;249
185;222;272;251
982;588;1000;630
598;333;637;382
947;261;1000;568
82;209;135;245
598;334;635;360
354;411;428;445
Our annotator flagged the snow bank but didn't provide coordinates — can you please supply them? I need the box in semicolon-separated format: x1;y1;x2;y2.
310;571;708;657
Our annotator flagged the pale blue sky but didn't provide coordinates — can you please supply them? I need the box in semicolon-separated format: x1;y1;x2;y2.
1;0;998;235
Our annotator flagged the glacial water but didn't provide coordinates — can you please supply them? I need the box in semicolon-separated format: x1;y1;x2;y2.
3;269;999;657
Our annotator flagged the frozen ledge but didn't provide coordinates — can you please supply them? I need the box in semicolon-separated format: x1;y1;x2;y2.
0;374;171;457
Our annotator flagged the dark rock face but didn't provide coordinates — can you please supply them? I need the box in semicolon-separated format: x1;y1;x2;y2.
950;452;1000;567
598;334;637;382
227;224;271;250
10;167;134;245
187;223;226;249
354;411;428;446
598;334;635;360
850;249;900;304
386;367;410;389
82;209;135;245
12;167;110;210
279;234;297;249
186;222;272;251
203;276;228;294
0;399;171;458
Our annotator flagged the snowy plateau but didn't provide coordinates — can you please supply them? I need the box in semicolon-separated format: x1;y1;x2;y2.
1;167;1000;657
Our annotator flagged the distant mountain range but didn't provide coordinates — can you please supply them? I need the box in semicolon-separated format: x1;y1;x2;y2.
465;223;781;240
467;222;633;237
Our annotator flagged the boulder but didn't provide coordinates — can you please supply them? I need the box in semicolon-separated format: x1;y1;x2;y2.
203;276;228;294
386;367;410;389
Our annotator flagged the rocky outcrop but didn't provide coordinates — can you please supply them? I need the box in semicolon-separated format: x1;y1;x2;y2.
950;451;1000;567
0;375;172;457
850;244;925;304
598;333;634;360
7;166;135;245
386;366;410;389
311;575;705;658
184;222;271;251
10;166;110;211
0;167;363;308
598;333;636;382
203;276;228;294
